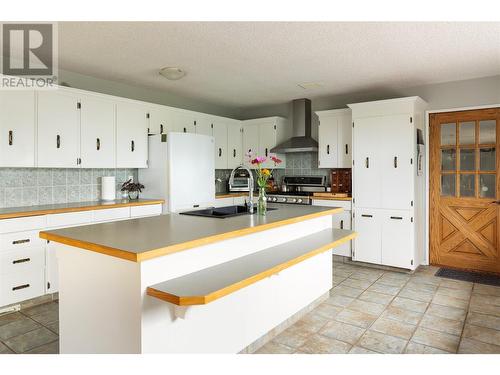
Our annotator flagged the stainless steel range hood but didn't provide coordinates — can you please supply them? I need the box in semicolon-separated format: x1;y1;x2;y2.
270;98;318;153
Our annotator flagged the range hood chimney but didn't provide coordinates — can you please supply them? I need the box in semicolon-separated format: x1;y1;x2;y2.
270;98;318;153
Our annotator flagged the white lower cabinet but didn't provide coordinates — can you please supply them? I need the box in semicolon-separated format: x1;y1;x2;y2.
353;209;382;264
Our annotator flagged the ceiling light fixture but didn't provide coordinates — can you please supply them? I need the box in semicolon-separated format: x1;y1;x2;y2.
298;82;323;90
159;67;186;80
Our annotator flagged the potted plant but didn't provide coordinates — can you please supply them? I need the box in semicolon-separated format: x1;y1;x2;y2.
120;179;145;200
247;153;282;215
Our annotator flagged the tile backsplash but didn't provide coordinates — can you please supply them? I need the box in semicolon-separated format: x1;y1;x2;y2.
0;168;138;208
215;153;331;193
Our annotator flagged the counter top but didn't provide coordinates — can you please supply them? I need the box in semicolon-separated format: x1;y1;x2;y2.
0;199;165;220
312;194;352;201
40;204;343;262
215;192;249;199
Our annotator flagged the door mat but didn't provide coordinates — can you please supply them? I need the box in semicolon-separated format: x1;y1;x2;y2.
435;268;500;287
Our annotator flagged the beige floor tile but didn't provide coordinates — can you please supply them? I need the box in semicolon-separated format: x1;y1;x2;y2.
431;294;469;310
404;342;450;354
312;303;343;320
470;293;500;307
20;302;58;317
298;334;352;354
377;276;408;288
349;270;383;283
414;265;440;276
0;341;14;354
404;281;439;294
347;299;386;316
411;327;460;353
466;312;500;331
0;312;24;328
24;340;59;354
419;313;464;336
29;309;58;326
334;269;354;279
439;279;473;291
273;327;312;349
358;330;408;354
370;317;416;340
410;275;441;287
462;324;500;346
458;338;500;354
426;303;467;322
332;276;348;285
434;286;471;301
340;278;373;290
472;283;500;297
0;318;41;341
367;282;402;296
398;287;435;303
390;297;429;313
298;313;329;332
469;301;500;317
254;341;295;354
319;320;366;345
349;346;378;354
325;294;355;308
381;306;423;325
334;308;379;329
358;291;394;305
331;285;364;298
3;327;58;353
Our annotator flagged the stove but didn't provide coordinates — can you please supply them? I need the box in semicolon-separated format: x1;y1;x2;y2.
267;176;327;205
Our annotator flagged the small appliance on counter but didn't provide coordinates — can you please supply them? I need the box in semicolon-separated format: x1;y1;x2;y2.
101;176;116;201
228;167;252;192
330;168;352;195
266;176;326;205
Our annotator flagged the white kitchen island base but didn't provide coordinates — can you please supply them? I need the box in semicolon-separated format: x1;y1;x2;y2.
44;205;354;353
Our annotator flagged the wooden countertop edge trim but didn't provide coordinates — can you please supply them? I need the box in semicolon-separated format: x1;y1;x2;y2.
215;193;248;199
41;207;343;263
0;200;165;220
312;197;352;201
146;231;357;306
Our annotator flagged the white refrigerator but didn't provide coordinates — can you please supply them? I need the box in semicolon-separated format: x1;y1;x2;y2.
139;132;215;213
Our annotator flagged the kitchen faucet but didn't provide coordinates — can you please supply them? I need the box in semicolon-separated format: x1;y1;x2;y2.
228;165;254;213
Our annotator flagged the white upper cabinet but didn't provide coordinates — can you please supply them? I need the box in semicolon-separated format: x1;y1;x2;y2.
37;90;81;168
316;109;351;169
212;120;228;169
227;121;243;170
195;116;213;136
174;112;197;134
116;102;148;168
80;94;116;168
148;106;174;135
0;90;36;167
242;123;259;167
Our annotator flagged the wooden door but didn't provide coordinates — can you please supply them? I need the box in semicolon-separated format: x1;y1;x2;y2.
430;108;500;273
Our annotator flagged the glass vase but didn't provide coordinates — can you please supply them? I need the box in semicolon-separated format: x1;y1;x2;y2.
257;187;267;216
128;190;139;200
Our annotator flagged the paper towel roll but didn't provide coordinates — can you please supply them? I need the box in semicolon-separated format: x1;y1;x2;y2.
101;176;116;201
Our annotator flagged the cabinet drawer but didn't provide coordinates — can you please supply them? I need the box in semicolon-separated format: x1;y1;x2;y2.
130;204;162;218
0;215;46;234
46;211;93;228
0;247;45;275
92;207;130;222
0;270;45;307
0;230;46;250
312;199;352;211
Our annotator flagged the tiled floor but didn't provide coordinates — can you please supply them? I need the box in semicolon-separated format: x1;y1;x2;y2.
1;261;500;354
255;262;500;354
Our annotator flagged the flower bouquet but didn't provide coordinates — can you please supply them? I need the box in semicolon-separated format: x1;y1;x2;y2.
247;153;282;215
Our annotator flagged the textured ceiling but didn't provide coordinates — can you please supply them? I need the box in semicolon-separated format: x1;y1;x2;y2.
58;22;500;110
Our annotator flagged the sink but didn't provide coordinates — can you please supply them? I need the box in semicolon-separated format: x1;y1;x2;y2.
180;205;277;219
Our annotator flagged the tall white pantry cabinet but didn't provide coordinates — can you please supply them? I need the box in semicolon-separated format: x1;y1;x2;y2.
349;97;427;270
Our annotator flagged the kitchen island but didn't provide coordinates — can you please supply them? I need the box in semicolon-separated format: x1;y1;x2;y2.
40;204;355;353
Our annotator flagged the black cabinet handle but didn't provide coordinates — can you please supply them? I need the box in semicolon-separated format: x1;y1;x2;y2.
340;220;344;229
12;284;30;291
56;135;61;149
233;149;236;158
96;138;100;150
265;148;268;157
13;258;30;264
183;127;187;133
131;140;135;152
394;156;398;168
390;216;403;220
345;144;348;155
12;239;30;245
327;144;330;154
8;130;13;145
160;124;164;134
361;214;373;218
365;157;369;168
218;148;222;157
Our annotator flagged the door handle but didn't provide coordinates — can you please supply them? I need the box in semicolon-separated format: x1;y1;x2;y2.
345;144;348;155
131;140;135;152
56;135;61;149
340;220;344;229
8;130;13;145
12;238;30;245
327;144;330;154
183;127;187;133
233;149;236;158
365;157;369;168
218;148;222;157
492;200;500;205
394;156;398;168
160;124;164;134
96;138;100;150
361;214;373;218
390;216;403;220
13;258;31;264
265;148;268;157
12;284;30;291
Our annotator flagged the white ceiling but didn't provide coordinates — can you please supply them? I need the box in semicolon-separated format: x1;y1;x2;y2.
59;22;500;110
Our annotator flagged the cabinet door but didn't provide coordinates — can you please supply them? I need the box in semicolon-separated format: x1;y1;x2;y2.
381;211;413;268
227;124;243;169
380;114;413;210
37;91;80;168
148;107;173;135
338;114;352;168
46;245;58;293
213;121;228;169
242;124;259;168
0;90;36;167
353;117;381;208
116;103;148;168
332;211;352;257
259;122;277;168
80;95;116;168
174;113;197;133
195;117;213;136
318;116;338;168
353;209;381;264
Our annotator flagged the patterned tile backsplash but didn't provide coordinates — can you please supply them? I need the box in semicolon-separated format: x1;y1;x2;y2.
0;168;138;208
215;153;331;193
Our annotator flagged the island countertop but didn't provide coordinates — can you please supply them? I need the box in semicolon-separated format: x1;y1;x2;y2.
39;204;343;262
